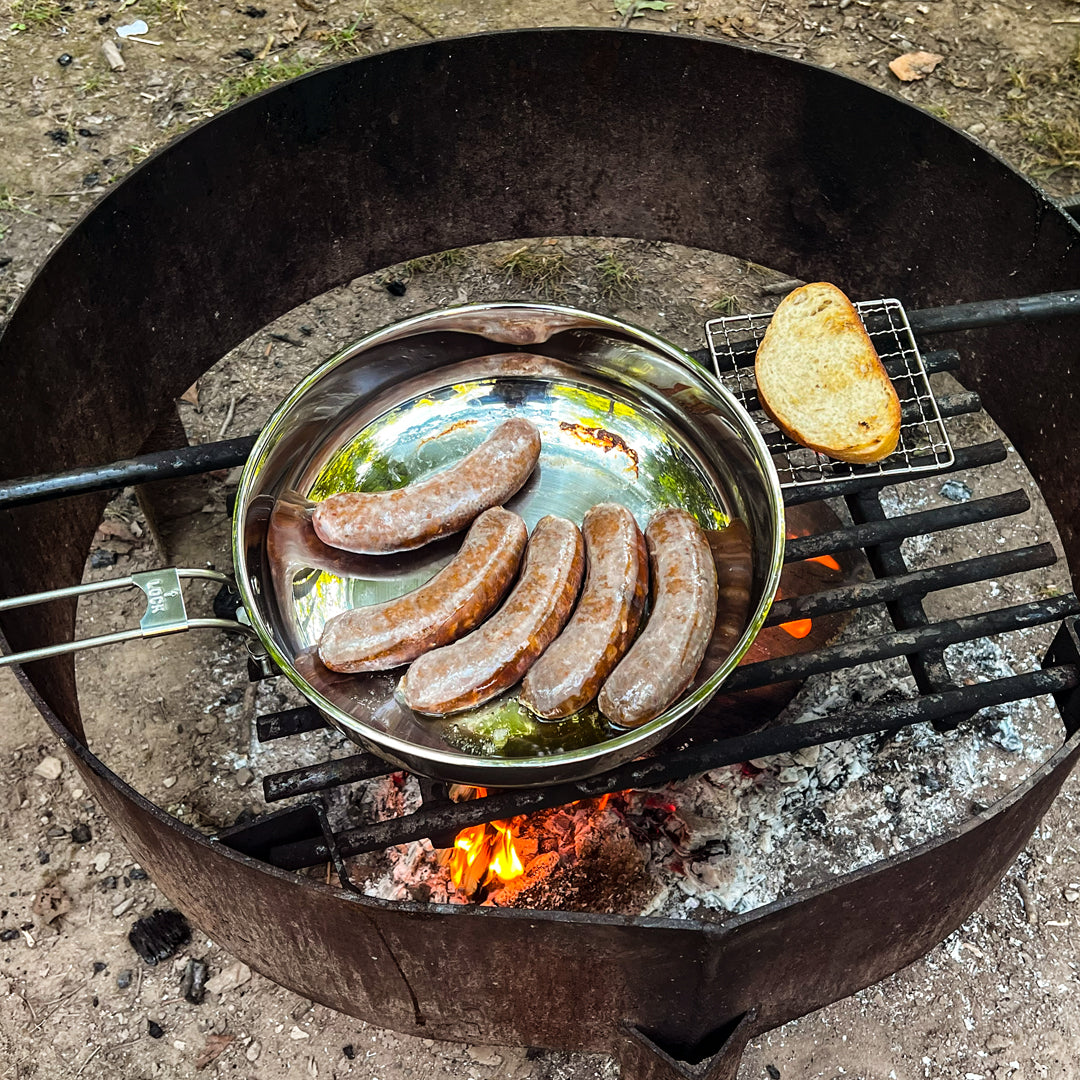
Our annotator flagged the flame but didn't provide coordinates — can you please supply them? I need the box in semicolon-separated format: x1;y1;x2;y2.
807;553;841;570
447;787;526;893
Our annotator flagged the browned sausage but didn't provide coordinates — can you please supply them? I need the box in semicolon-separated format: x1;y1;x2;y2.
399;515;585;716
317;508;527;673
312;418;541;554
519;503;648;719
702;519;753;671
597;507;718;729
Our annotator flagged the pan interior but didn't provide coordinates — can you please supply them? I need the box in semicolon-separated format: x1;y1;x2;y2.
235;304;783;782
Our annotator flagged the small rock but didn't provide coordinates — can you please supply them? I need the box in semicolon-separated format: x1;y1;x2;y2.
385;279;407;297
967;122;987;137
129;866;148;881
70;823;92;844
1;929;20;942
57;53;73;66
99;875;118;891
246;1041;261;1062
204;960;251;995
37;850;50;865
986;1034;1012;1053
92;851;111;873
90;547;117;569
467;1046;503;1067
46;129;70;146
92;961;107;975
33;756;63;781
234;767;254;788
940;479;972;502
112;897;135;918
148;1019;164;1039
1064;889;1080;903
45;825;68;839
888;50;944;83
791;745;820;768
162;776;177;789
195;717;217;736
289;1026;310;1040
767;1067;781;1080
117;969;133;989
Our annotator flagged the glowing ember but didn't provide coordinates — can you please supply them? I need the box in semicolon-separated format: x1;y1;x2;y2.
779;618;813;639
807;554;841;571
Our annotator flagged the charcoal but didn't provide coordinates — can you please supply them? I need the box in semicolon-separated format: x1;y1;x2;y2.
128;908;191;966
181;957;209;1004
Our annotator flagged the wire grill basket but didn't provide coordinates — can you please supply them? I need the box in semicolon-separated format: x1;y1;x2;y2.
705;297;954;491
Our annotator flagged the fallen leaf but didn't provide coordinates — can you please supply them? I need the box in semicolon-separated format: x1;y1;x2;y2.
33;884;72;925
889;51;944;82
95;520;136;542
279;13;306;41
196;1033;235;1070
179;382;200;406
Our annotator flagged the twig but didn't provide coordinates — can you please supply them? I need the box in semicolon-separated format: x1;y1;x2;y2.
74;1046;102;1076
217;396;236;440
33;979;88;1030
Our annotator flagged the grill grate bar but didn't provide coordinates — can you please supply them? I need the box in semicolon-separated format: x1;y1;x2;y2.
264;753;392;803
263;664;1080;869
257;706;327;742
785;488;1028;562
767;542;1058;626
724;594;1079;694
782;440;1007;507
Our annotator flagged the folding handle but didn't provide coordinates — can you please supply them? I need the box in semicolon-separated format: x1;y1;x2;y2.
0;567;256;667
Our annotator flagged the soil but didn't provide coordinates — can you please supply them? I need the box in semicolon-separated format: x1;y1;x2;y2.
3;2;1080;1079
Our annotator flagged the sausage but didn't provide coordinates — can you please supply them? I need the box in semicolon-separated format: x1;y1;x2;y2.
702;519;753;671
399;515;585;716
597;507;718;729
317;508;528;673
519;503;648;719
312;418;541;554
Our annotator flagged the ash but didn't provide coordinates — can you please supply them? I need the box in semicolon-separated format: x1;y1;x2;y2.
348;418;1068;920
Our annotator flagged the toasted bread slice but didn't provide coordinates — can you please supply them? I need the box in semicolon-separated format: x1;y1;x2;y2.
754;282;902;464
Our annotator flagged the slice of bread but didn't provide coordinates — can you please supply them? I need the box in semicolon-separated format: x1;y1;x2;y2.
754;282;902;464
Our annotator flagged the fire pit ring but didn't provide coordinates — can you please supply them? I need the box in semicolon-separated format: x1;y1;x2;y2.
2;28;1080;1080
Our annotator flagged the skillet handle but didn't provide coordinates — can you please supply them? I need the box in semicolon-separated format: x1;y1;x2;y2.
0;567;256;667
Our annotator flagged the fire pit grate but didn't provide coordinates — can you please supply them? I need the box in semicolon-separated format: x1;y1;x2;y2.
227;340;1079;877
706;297;954;490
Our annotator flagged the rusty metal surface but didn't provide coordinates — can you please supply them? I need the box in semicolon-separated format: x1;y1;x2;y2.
2;26;1080;1077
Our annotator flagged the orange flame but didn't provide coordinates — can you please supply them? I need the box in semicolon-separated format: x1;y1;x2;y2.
807;554;841;571
447;787;527;893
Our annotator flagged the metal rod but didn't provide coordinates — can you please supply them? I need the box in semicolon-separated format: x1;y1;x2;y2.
264;665;1079;868
263;753;395;802
907;290;1080;335
782;440;1009;506
0;435;257;509
769;542;1058;626
725;594;1079;694
256;706;329;742
784;488;1029;562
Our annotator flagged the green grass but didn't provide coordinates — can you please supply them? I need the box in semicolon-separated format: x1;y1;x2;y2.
707;294;740;317
146;0;188;23
318;15;374;56
595;251;639;301
402;248;466;277
10;0;62;26
496;244;569;298
1001;37;1080;177
206;57;316;111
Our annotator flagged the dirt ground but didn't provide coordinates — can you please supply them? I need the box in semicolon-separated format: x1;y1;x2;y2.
4;1;1080;1079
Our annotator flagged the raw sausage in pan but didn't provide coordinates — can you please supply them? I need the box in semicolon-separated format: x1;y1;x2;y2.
399;515;585;716
597;507;718;728
312;418;541;554
519;503;648;719
318;507;528;673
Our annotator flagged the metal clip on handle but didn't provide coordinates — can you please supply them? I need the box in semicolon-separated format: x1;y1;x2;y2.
0;568;257;667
